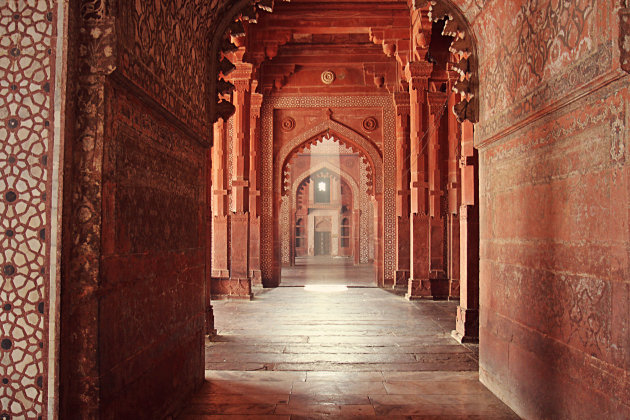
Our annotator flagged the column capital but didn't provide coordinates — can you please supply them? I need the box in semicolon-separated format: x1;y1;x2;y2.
427;91;449;115
250;92;263;118
393;91;411;114
404;61;433;85
229;62;255;92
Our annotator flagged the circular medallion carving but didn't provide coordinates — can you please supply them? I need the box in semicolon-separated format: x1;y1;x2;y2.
362;117;378;132
321;70;336;85
280;117;296;132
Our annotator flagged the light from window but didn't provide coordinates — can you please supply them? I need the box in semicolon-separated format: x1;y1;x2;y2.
318;181;327;192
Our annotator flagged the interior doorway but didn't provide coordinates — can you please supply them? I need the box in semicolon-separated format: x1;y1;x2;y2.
314;231;331;255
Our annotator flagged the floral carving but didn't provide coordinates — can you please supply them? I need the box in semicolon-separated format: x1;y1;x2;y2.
280;117;296;131
321;70;336;84
362;117;378;132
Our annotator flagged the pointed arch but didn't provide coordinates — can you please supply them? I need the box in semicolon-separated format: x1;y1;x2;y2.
290;160;362;210
275;119;383;195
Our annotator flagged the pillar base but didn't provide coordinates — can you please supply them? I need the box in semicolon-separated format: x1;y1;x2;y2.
263;276;280;288
405;277;450;300
211;277;253;300
405;278;430;300
454;306;479;342
205;305;217;337
250;269;262;287
394;270;409;289
211;269;229;278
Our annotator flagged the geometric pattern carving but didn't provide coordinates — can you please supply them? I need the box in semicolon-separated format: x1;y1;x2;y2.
359;159;372;264
0;2;57;417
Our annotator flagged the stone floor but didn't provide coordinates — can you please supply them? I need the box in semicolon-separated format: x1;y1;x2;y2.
280;256;376;287
179;258;519;419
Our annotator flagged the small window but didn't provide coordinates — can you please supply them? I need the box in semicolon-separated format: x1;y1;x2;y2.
314;178;330;203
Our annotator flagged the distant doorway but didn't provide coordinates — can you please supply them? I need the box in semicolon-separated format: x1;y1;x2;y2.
314;231;331;255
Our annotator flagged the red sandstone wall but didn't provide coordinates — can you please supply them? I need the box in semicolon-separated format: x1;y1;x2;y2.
59;0;222;417
96;2;221;416
98;81;207;418
461;0;630;417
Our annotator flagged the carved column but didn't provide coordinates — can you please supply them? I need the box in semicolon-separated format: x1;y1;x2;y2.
289;208;296;265
427;91;449;299
205;148;216;335
61;7;116;418
404;61;432;300
452;120;479;343
352;208;361;265
211;117;229;285
393;91;411;288
228;65;253;298
271;188;283;286
249;92;263;285
373;193;384;286
446;89;461;299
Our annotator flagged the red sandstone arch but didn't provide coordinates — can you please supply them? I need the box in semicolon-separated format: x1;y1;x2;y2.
274;119;383;197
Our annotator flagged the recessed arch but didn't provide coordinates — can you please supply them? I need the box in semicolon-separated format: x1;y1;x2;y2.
290;160;362;210
275;118;383;196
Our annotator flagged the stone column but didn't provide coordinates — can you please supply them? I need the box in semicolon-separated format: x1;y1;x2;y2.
289;205;296;266
446;90;461;299
373;193;384;286
393;91;411;288
352;209;361;265
271;188;283;286
205;148;216;335
211;118;229;284
332;208;340;256
249;92;263;285
404;61;433;300
228;66;253;298
452;120;479;343
427;91;449;299
308;210;315;256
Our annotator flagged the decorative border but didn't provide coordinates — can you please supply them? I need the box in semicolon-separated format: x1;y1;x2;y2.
478;42;614;143
261;95;396;283
0;1;62;417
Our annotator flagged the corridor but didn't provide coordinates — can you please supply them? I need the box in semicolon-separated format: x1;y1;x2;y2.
280;257;376;287
178;260;518;419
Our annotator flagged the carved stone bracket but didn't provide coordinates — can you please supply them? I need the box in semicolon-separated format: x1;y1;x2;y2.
405;61;433;91
412;0;479;123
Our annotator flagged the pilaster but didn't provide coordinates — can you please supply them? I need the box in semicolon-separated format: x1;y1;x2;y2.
426;91;449;299
404;61;433;300
446;90;461;298
452;121;479;343
227;62;253;299
211;118;230;280
393;91;411;288
249;92;263;285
